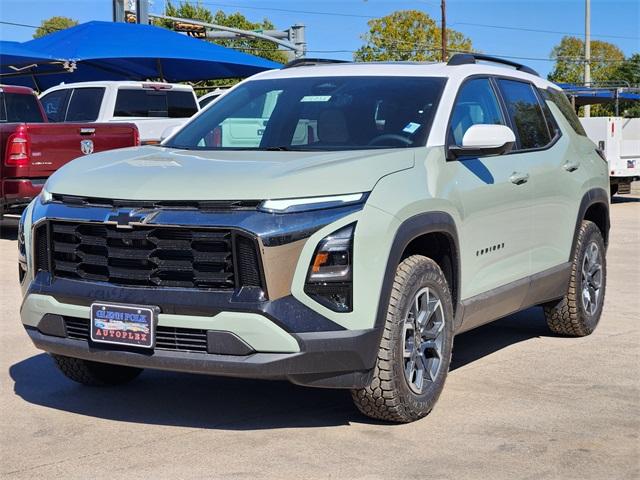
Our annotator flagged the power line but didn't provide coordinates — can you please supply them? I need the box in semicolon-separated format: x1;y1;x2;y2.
177;1;376;19
170;1;639;40
451;21;639;41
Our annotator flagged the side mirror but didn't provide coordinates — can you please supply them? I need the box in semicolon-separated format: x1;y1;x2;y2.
160;125;181;143
448;124;516;159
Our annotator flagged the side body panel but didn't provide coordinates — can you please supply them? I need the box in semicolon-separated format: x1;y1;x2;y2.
527;101;609;273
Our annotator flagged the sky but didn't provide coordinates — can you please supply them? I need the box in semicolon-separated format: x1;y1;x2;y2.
0;0;638;78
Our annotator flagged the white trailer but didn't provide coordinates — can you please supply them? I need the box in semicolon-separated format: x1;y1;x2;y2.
580;117;640;196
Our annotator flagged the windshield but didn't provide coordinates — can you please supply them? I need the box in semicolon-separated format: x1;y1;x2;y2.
165;76;446;151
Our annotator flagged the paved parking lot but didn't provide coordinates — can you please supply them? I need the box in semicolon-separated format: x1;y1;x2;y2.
1;193;638;480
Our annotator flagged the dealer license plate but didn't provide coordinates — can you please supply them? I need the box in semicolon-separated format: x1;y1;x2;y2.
90;303;156;348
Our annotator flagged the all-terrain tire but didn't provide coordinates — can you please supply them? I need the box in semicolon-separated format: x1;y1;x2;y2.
51;354;143;386
543;220;606;337
351;255;454;423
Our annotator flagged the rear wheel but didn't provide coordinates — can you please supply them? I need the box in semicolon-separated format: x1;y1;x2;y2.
351;255;454;423
544;220;606;336
51;354;143;386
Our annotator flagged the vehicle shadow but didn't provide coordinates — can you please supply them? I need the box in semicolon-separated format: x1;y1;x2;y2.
10;307;554;429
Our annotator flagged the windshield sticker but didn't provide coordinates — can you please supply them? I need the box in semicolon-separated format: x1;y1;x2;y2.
403;122;421;134
301;95;332;102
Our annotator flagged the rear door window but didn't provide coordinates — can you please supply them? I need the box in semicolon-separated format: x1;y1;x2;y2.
66;87;105;121
3;92;44;123
40;89;70;122
114;89;197;118
496;79;551;150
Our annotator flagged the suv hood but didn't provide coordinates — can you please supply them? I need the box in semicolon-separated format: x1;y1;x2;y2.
45;146;415;201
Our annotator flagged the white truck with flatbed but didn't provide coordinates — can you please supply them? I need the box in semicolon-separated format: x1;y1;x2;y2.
580;117;640;196
39;81;199;144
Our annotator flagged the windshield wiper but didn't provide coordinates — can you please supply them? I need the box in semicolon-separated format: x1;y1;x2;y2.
264;146;295;151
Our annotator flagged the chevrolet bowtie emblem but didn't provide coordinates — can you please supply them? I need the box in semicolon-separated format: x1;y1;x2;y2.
105;210;158;229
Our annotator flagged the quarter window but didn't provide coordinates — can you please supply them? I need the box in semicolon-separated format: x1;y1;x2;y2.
546;88;587;137
40;89;70;122
497;79;551;150
449;78;505;145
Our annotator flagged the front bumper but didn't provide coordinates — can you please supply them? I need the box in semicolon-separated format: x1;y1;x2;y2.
23;305;379;389
20;196;384;388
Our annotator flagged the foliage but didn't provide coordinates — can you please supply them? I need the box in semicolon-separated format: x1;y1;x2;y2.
548;37;638;117
354;10;473;62
547;36;625;84
610;54;640;117
33;16;78;39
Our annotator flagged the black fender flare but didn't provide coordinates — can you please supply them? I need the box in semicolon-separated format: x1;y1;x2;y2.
571;188;610;256
373;211;462;340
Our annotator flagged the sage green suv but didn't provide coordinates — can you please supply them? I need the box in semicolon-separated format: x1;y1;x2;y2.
19;54;610;423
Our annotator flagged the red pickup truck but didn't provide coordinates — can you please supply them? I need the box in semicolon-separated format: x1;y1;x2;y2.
1;85;139;217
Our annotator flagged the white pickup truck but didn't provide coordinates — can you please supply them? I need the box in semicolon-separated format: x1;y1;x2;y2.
580;117;640;196
39;81;199;144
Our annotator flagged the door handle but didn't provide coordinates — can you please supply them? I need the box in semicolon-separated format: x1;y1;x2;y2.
79;128;95;135
510;172;530;185
564;161;580;172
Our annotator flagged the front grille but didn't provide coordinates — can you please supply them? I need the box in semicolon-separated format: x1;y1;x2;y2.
63;317;208;353
48;221;261;290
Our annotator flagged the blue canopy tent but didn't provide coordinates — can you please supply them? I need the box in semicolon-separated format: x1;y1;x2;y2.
558;83;640;106
0;40;66;84
2;21;281;90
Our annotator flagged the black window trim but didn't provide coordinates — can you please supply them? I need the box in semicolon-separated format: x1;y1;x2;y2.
445;73;562;161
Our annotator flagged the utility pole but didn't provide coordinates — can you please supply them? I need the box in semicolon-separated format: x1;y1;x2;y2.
584;0;591;117
441;0;447;62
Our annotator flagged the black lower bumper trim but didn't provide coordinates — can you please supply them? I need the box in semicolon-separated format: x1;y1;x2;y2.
26;326;379;389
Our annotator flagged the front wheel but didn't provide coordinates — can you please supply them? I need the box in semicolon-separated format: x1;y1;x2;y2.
544;220;606;336
351;255;454;423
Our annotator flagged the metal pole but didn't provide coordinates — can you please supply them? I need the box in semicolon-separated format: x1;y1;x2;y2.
149;14;299;52
441;0;447;62
584;0;591;117
136;0;149;24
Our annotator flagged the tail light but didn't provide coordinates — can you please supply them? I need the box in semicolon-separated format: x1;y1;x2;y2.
133;127;141;146
5;125;30;167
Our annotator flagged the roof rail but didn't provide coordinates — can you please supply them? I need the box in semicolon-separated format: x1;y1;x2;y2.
283;58;350;69
447;53;539;77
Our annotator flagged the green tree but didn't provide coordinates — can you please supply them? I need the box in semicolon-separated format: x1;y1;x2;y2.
33;16;78;39
547;36;625;84
354;10;473;62
610;54;640;117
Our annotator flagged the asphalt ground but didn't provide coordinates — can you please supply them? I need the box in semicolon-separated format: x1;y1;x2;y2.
1;190;638;480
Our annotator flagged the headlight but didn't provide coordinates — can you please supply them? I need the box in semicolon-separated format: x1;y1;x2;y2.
39;183;52;204
304;223;355;312
259;193;366;214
